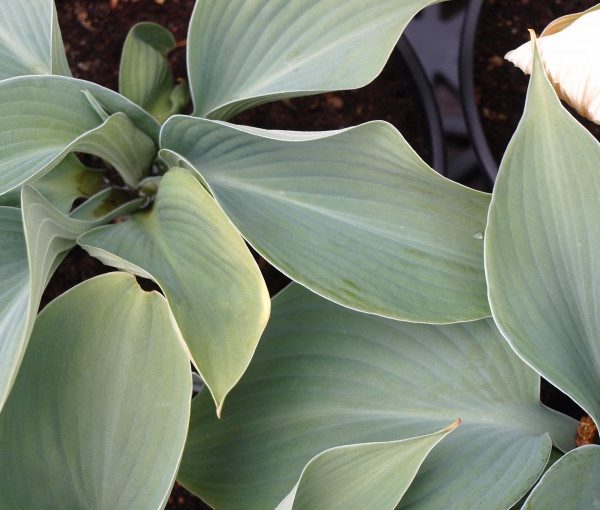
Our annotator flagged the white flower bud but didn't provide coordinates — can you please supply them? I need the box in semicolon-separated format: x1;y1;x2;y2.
505;7;600;125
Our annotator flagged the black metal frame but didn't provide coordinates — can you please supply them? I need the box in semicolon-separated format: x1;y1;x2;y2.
459;0;499;181
396;36;447;175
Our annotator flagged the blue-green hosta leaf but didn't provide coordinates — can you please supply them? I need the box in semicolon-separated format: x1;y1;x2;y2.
486;40;600;427
0;186;143;412
0;0;70;80
160;118;490;323
187;0;444;119
78;168;270;414
120;22;189;122
276;421;459;510
0;272;192;509
159;147;209;188
521;445;600;509
0;74;159;195
178;284;577;510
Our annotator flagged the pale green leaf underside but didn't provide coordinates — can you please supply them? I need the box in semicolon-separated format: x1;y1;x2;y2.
0;0;70;80
160;117;490;323
78;168;270;414
32;153;104;213
277;422;458;510
187;0;443;119
521;445;600;509
0;273;192;509
0;74;159;195
0;186;144;412
0;149;94;211
77;111;155;188
178;284;576;510
68;186;145;222
486;42;600;427
119;22;187;122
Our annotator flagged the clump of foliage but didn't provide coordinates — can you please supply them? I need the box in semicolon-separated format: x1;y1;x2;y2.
0;0;598;508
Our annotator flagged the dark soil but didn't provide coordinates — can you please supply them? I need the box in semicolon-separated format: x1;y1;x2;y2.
233;53;434;165
474;0;600;164
41;247;111;309
167;483;208;510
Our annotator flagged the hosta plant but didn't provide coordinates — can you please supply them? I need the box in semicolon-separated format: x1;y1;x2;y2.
0;0;596;509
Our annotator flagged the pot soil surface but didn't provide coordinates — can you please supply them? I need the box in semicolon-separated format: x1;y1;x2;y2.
45;1;439;508
474;0;600;165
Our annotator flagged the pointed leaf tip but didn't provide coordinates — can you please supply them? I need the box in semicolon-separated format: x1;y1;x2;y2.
186;0;447;118
276;421;460;510
79;168;270;415
488;16;600;430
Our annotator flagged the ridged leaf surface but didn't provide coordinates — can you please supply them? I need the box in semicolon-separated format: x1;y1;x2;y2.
187;0;444;118
0;75;158;194
161;118;490;323
179;284;576;510
0;0;70;79
486;40;600;427
0;186;142;412
0;273;191;509
79;169;270;413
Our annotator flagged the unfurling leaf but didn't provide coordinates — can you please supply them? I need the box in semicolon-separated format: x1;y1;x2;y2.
119;22;190;122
